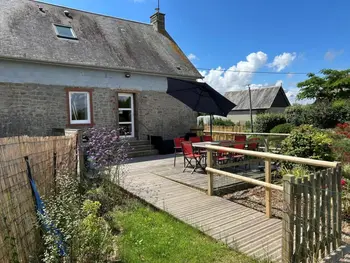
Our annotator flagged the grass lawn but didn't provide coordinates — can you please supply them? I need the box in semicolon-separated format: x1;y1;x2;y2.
112;203;265;263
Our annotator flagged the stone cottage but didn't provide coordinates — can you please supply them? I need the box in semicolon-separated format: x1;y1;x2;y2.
225;86;291;123
0;0;201;142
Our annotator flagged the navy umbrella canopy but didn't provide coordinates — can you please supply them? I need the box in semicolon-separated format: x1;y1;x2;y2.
167;78;236;116
167;78;236;135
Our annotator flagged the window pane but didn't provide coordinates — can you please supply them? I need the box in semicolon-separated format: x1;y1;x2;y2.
71;93;88;121
55;25;76;38
119;124;132;136
118;95;131;108
119;110;132;122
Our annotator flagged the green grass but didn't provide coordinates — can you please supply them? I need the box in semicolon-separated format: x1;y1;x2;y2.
111;204;263;263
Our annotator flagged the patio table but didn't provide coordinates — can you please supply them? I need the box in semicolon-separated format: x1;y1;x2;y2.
192;141;221;170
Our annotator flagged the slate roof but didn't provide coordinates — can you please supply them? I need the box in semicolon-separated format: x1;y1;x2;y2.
0;0;201;79
224;86;291;111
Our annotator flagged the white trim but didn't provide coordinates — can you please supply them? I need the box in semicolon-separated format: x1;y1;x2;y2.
69;91;91;124
118;93;134;137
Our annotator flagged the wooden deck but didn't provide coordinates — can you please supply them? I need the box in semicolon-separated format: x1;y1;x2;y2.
122;154;283;262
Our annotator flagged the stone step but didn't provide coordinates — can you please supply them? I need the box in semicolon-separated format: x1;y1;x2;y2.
130;144;155;151
128;140;151;146
127;149;159;158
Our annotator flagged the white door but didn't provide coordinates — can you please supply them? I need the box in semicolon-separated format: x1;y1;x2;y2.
118;93;134;137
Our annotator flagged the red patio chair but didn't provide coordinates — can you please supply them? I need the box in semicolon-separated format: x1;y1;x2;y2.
216;141;233;165
173;137;185;167
202;135;213;142
232;142;245;162
181;141;203;174
189;136;201;143
235;135;247;142
247;137;259;151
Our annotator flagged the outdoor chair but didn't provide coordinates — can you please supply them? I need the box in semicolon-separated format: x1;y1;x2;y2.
231;142;245;162
234;135;247;142
202;135;213;142
215;141;233;165
247;137;259;151
173;137;185;167
189;136;201;143
181;141;203;174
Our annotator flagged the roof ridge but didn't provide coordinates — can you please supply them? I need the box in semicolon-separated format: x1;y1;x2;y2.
225;86;280;94
33;0;153;26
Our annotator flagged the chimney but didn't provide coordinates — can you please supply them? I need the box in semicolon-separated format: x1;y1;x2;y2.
150;11;165;33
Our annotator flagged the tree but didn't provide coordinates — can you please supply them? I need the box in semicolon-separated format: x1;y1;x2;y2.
297;69;350;101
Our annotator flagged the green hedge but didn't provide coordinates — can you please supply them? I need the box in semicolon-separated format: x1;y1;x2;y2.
285;100;350;129
270;123;294;134
254;113;286;133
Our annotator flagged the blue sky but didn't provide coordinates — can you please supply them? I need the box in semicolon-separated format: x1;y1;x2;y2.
42;0;349;103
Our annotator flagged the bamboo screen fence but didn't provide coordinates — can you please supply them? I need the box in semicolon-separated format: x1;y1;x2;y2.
0;135;77;262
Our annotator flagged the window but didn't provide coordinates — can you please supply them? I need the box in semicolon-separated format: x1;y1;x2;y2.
118;93;134;137
68;91;92;125
54;25;77;39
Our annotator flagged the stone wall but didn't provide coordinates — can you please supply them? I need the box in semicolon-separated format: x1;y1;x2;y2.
0;83;197;139
0;82;117;137
136;91;197;140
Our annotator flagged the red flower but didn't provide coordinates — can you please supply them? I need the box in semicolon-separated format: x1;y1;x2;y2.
341;179;347;186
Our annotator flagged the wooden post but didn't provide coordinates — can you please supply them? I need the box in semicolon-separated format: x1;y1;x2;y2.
282;174;295;263
295;177;302;262
264;136;269;152
207;149;213;196
336;165;342;248
265;158;272;218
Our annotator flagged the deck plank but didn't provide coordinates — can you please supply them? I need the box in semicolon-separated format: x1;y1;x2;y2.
120;155;282;262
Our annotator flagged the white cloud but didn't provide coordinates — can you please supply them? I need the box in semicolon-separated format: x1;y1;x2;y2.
200;51;268;93
268;52;296;72
324;49;344;61
187;53;198;61
285;87;314;105
275;80;283;87
287;73;294;78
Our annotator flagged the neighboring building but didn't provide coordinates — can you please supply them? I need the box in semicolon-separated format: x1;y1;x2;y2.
0;0;201;140
224;86;291;123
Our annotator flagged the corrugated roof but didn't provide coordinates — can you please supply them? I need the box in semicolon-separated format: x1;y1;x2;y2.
0;0;201;79
224;86;290;110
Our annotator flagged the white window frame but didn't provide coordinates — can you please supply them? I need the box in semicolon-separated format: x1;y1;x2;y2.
69;91;91;124
53;24;78;40
118;93;134;137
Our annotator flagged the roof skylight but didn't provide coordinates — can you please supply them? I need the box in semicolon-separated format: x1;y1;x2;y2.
54;25;77;40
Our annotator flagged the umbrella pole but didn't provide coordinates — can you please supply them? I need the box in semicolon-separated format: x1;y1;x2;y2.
210;115;213;137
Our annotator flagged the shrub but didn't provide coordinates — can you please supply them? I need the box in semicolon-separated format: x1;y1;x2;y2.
74;200;115;263
285;101;350;129
254;113;286;133
270;123;294;134
212;117;235;126
331;137;350;163
285;105;308;126
281;125;334;164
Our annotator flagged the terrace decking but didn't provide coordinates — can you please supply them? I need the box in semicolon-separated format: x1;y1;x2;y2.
122;155;283;262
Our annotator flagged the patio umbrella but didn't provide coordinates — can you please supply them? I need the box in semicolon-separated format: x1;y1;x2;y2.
167;78;236;135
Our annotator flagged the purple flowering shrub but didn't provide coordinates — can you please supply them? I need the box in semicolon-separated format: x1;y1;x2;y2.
83;128;129;171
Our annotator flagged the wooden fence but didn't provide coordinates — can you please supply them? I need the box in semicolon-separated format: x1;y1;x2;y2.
203;125;246;140
283;168;342;262
204;145;342;263
0;135;78;263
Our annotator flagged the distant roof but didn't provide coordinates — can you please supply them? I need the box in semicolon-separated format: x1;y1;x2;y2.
0;0;201;79
224;86;291;111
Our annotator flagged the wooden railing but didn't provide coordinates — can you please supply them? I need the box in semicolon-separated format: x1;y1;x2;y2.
203;145;342;263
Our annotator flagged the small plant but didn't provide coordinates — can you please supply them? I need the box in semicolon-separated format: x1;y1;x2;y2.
280;165;310;178
270;123;294;134
74;200;116;263
254;113;286;133
335;122;350;139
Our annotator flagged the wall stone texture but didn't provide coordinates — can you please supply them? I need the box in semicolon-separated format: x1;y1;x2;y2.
0;83;197;139
136;91;197;140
